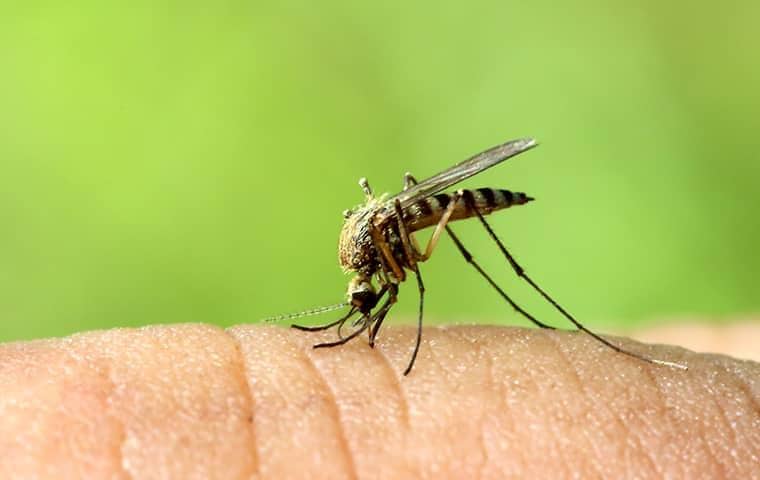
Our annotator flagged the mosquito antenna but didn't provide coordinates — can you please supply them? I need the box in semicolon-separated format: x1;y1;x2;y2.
261;302;349;323
470;207;688;371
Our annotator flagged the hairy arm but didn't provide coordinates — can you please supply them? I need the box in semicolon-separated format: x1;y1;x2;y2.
1;324;758;479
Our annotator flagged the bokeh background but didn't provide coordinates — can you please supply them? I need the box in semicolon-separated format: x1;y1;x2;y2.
2;1;758;343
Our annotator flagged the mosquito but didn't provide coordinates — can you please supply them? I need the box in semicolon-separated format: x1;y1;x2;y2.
269;138;687;375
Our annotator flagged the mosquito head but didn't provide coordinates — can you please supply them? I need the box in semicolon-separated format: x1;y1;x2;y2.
347;274;378;314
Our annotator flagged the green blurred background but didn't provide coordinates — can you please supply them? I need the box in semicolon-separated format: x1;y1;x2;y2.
1;1;758;342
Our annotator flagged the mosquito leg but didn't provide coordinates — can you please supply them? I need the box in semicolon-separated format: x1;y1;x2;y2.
467;203;687;370
292;318;346;332
368;283;399;347
313;316;370;349
400;174;427;258
444;225;554;329
292;307;358;332
389;195;427;374
418;191;463;261
403;266;425;376
369;219;406;283
368;271;395;335
393;198;420;267
404;172;554;330
336;284;388;339
402;175;552;330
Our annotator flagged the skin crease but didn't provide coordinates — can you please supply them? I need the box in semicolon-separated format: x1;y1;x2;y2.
0;324;758;480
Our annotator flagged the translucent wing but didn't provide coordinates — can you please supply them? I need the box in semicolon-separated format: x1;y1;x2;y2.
388;137;538;209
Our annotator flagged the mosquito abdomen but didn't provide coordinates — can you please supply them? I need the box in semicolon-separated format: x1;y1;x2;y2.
404;188;533;232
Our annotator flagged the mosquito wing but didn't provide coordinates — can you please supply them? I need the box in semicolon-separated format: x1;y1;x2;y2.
389;137;538;210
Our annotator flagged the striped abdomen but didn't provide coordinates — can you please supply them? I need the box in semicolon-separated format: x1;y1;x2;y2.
402;188;533;232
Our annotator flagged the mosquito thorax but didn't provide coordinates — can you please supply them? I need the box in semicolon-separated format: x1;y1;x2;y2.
347;274;378;313
338;197;387;276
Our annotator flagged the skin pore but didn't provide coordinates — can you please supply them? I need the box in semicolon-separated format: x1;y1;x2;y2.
0;324;758;479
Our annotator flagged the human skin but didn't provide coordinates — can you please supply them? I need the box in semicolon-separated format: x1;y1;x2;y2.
0;324;758;479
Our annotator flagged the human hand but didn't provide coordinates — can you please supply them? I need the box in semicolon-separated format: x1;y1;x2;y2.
1;324;758;479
